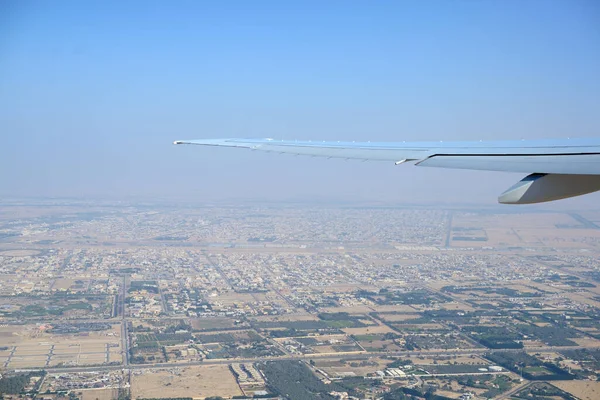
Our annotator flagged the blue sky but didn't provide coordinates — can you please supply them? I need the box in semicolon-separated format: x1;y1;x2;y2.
1;1;599;205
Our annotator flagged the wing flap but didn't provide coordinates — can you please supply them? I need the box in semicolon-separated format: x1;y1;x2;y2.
416;154;600;175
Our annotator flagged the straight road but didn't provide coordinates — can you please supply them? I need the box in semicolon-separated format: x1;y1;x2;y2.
21;345;598;374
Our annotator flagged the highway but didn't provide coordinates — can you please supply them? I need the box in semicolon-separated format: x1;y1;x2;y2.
23;345;598;374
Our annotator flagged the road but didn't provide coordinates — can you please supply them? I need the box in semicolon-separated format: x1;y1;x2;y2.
21;345;598;374
497;380;533;399
121;277;130;366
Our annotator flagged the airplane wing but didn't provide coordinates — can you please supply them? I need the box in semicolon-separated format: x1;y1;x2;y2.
174;138;600;204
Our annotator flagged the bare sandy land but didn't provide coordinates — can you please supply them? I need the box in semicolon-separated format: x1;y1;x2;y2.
53;278;75;290
108;352;123;363
14;348;52;355
343;325;395;335
10;355;48;361
453;213;574;230
435;390;461;399
370;305;416;313
359;341;404;352
0;249;42;256
485;228;523;246
436;302;475;311
519;228;600;248
81;388;118;400
522;340;546;348
552;381;600;400
571;337;600;347
377;313;421;322
10;359;48;367
214;292;256;306
1;324;121;368
317;357;390;377
395;323;445;330
131;365;243;399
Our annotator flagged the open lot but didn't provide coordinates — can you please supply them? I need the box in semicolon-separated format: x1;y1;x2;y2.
0;324;122;368
80;388;118;400
376;313;421;322
315;357;390;377
131;365;243;399
0;249;43;257
342;324;396;335
552;380;600;400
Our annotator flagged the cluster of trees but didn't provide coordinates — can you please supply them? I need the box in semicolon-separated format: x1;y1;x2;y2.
441;286;542;298
163;320;191;333
478;337;523;349
387;358;413;368
259;360;389;399
0;374;32;394
128;281;159;293
256;320;342;332
196;332;237;344
514;382;576;400
486;352;574;381
117;388;130;400
561;348;600;373
513;324;579;347
317;312;367;328
269;328;301;338
375;289;450;306
480;375;512;398
153;236;189;241
259;360;335;399
0;372;44;394
461;325;524;349
383;386;453;400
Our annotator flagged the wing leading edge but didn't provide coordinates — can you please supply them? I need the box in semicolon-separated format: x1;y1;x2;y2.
175;138;600;203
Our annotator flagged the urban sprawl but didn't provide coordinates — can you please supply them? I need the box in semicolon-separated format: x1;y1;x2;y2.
0;201;599;400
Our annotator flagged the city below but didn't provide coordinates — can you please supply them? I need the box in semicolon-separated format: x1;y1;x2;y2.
0;199;599;400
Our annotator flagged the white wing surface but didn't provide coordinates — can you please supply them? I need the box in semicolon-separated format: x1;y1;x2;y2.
175;138;600;204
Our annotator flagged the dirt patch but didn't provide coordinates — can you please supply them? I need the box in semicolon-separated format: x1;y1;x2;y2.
342;325;395;335
570;337;600;347
377;313;421;322
552;380;600;400
53;278;75;290
131;365;243;399
1;324;121;368
81;388;118;400
0;249;42;257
